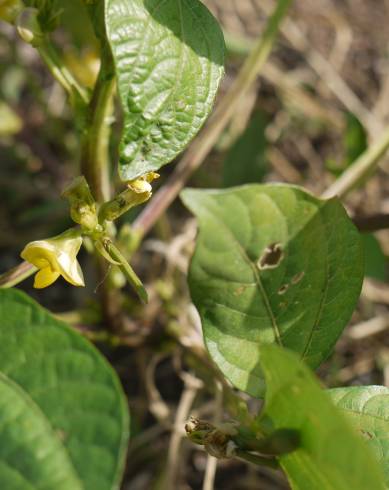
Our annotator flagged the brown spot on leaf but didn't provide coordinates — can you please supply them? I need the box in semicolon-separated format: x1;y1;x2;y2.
234;286;246;296
257;243;284;270
278;284;289;295
291;271;305;285
360;429;373;440
56;429;67;441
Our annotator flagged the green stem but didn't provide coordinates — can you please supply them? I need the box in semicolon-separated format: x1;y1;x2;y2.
132;0;293;238
80;52;115;203
37;38;88;105
77;46;122;329
104;240;148;304
235;449;279;469
0;262;37;288
184;346;253;426
322;126;389;199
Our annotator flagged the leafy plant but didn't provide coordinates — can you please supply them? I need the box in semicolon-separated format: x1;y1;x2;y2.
1;0;389;488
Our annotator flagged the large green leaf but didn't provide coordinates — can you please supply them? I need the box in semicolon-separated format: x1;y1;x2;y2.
0;289;129;490
105;0;225;180
181;184;363;397
330;386;389;486
259;345;386;490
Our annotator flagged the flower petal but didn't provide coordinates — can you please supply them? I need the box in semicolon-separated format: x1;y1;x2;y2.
128;179;152;194
34;267;60;289
57;253;85;287
21;241;58;270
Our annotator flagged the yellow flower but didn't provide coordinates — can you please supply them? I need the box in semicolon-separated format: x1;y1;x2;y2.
98;172;159;223
127;171;160;194
20;230;85;289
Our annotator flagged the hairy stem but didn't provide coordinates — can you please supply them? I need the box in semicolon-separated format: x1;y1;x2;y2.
80;53;115;203
79;49;121;330
132;0;293;238
235;449;279;469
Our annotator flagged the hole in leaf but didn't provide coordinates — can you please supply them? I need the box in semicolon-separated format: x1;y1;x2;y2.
257;243;284;270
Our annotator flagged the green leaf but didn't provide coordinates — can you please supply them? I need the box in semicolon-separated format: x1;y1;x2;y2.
0;289;129;490
330;386;389;486
362;234;387;281
344;112;368;166
222;111;268;187
326;112;368;176
258;345;386;490
105;0;225;180
181;184;363;397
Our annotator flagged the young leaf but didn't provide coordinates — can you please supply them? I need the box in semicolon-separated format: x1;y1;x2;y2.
181;184;363;397
362;234;387;281
326;112;368;176
0;289;129;490
105;0;225;180
222;111;268;187
330;386;389;486
344;112;368;167
258;345;386;490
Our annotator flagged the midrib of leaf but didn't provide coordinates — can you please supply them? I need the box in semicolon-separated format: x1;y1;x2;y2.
183;0;213;94
301;203;330;360
117;0;188;166
203;204;283;346
169;0;187;126
114;0;167;161
0;371;83;489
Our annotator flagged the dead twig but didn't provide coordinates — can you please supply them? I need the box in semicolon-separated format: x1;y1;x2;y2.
164;373;203;489
353;213;389;233
202;381;223;490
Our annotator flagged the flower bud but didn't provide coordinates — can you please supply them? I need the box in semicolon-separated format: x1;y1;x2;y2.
98;172;159;223
62;176;98;231
16;7;43;46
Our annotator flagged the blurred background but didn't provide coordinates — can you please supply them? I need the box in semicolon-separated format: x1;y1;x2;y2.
1;0;389;488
